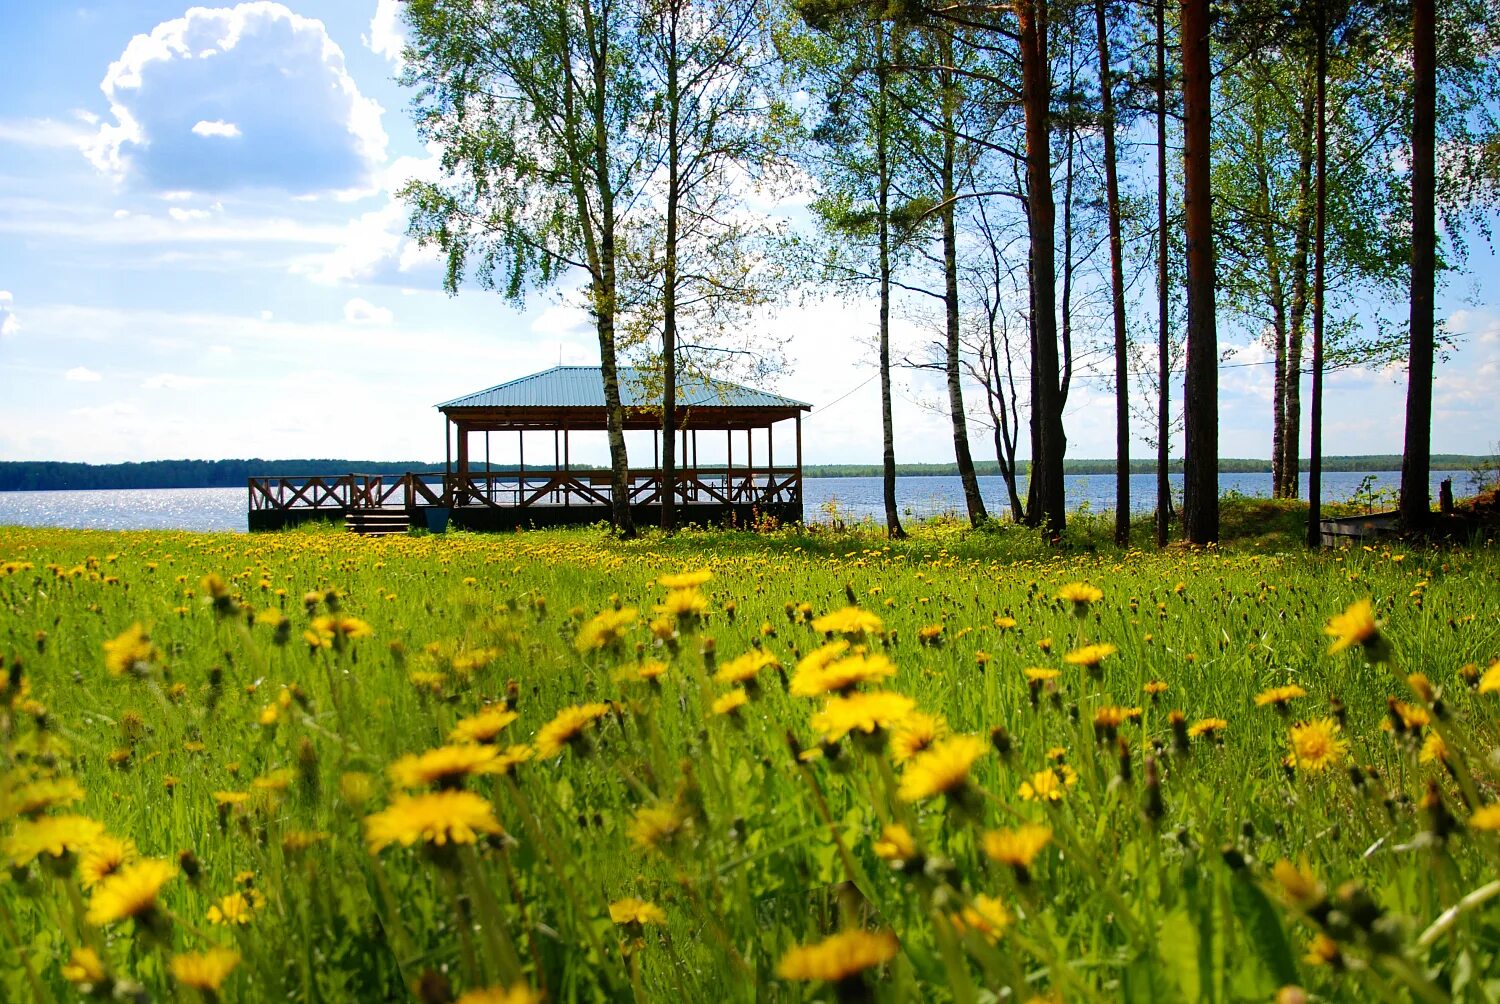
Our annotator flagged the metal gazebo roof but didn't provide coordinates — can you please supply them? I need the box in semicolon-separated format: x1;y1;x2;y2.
437;366;809;412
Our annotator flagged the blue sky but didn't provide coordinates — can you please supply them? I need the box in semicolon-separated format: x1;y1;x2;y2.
1;1;1496;468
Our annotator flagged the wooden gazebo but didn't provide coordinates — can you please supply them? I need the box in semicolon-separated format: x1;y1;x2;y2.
247;366;810;532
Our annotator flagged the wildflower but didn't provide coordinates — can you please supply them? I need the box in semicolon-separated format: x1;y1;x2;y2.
1324;598;1388;661
897;734;987;803
1019;766;1077;803
1419;732;1448;764
714;648;779;685
810;691;916;744
1062;642;1117;671
310;615;373;651
535;702;611;757
1272;858;1326;908
1143;680;1168;698
790;651;896;697
1187;718;1228;741
86;857;177;925
103;623;159;677
1255;685;1307;709
608;897;666;926
450;706;519;744
169;947;240;992
917;623;944;645
453;986;543;1004
1092;705;1139;741
282;830;331;853
1467;805;1500;831
872;824;919;867
983;824;1052;879
1303;933;1343;968
712;689;750;717
616;659;669;685
388;744;506;789
810;606;884;638
207;890;262;925
627;803;689;852
364;791;504;853
1055;581;1103;613
79;834;137;888
993;615;1017;630
949;894;1010;942
658;569;712;590
4;775;85;817
4;814;105;868
575;607;637;652
61;946;108;987
656;588;709;621
889;712;947;764
340;772;375;808
1387;699;1430;734
1288;718;1349;773
1478;660;1500;694
776;929;899;983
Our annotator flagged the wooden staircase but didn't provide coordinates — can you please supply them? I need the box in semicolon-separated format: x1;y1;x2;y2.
344;509;410;536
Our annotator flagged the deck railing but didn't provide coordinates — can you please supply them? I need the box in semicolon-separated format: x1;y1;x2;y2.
248;468;801;513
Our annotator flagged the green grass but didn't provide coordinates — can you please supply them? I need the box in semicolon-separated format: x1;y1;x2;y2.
1;515;1498;1003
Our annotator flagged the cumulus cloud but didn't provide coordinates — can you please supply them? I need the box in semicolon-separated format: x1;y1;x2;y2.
190;119;241;138
343;297;394;325
65;366;103;382
297;150;445;286
84;2;387;195
364;0;405;69
0;291;18;336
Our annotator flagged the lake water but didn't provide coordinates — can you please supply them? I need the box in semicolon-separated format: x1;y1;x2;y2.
0;470;1469;533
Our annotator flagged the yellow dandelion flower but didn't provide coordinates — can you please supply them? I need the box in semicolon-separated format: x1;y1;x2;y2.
608;897;666;926
454;985;544;1004
982;824;1052;870
1388;699;1430;731
1019;766;1077;802
388;744;505;789
658;569;712;589
898;734;987;802
810;690;916;743
1304;933;1342;968
809;606;884;638
61;946;107;986
1288;718;1349;773
626;803;689;852
1255;685;1307;708
994;615;1017;630
949;894;1010;943
917;623;945;644
1478;661;1500;694
1062;643;1117;669
169;948;240;991
1272;858;1325;907
79;834;137;888
657;588;709;621
790;651;896;697
103;623;159;677
776;929;899;983
4;775;86;817
575;607;638;652
1419;732;1448;764
450;706;519;744
535;702;611;757
207;890;263;925
1187;718;1228;739
712;689;750;716
4;814;105;867
1324;598;1384;658
86;858;177;925
872;824;918;865
714;648;780;684
363;791;504;854
1143;680;1169;696
1467;804;1500;831
1055;582;1103;608
889;712;947;764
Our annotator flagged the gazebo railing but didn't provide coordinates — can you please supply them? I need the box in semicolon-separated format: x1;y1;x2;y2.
249;467;800;514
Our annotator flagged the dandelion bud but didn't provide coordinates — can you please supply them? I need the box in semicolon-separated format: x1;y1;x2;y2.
178;849;201;884
505;679;520;710
1169;711;1189;755
413;968;453;1004
1348;763;1366;790
1336;881;1383;932
1329;695;1347;729
1116;737;1133;785
1220;845;1246;871
989;726;1012;759
1423;779;1458;842
1144;756;1164;823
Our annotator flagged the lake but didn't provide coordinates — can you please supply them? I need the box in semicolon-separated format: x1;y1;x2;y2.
0;470;1470;533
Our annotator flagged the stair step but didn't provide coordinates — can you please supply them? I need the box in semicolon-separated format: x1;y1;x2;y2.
344;509;411;535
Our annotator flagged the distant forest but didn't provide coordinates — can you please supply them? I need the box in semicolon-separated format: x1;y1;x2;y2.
0;455;1489;492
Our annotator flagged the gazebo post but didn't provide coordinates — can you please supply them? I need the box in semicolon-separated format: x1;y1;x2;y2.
727;427;733;501
795;413;803;506
747;425;754;501
768;420;775;500
518;429;525;507
485;431;491;503
456;422;470;507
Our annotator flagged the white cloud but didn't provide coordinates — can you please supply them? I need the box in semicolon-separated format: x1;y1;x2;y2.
0;117;96;149
167;207;212;222
143;373;210;390
84;3;387;195
0;291;18;337
364;0;405;69
343;297;394;325
190;119;241;138
65;366;103;382
297;150;445;285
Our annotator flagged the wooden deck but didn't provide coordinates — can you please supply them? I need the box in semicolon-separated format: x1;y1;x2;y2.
247;468;803;532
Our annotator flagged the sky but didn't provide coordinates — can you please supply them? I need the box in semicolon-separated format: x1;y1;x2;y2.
0;1;1496;469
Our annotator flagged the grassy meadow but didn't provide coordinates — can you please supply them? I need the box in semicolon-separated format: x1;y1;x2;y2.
2;511;1499;1003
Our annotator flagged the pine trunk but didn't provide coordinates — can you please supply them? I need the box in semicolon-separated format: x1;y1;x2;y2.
1181;0;1218;544
1096;0;1130;546
1154;0;1171;546
1400;0;1436;529
1305;14;1327;549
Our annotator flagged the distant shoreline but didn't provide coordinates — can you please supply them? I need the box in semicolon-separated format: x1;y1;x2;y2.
0;454;1489;492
